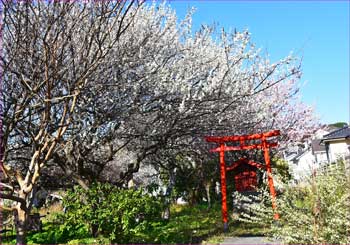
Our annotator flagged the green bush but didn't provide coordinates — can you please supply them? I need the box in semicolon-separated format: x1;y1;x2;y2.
61;183;163;243
26;223;88;244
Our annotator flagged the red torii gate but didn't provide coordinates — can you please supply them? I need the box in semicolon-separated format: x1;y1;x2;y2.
205;130;280;231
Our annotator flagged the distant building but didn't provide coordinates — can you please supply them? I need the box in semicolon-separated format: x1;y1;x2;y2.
287;149;316;181
284;125;343;181
321;126;350;163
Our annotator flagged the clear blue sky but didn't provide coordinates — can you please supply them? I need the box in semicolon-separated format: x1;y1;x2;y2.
167;1;350;124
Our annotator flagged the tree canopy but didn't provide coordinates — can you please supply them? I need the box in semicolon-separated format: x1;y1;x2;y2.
0;2;319;244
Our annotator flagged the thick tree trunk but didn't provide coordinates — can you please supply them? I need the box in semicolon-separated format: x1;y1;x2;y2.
14;205;28;245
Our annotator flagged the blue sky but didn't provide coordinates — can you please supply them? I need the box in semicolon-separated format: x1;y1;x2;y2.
167;1;349;124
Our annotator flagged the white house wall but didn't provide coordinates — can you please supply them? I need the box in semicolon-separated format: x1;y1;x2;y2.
291;151;317;181
328;139;350;162
314;152;328;164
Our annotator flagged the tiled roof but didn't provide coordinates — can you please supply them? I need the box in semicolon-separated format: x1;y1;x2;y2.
322;126;350;141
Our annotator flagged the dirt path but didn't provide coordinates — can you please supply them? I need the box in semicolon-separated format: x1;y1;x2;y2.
221;236;281;244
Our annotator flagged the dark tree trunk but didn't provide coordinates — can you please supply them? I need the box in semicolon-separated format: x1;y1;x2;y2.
189;188;199;206
163;168;176;220
91;223;99;238
91;203;99;237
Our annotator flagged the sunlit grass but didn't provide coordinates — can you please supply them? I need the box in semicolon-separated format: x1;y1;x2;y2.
1;202;268;244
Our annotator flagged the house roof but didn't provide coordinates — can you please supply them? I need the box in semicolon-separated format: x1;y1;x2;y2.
291;149;309;161
322;126;350;142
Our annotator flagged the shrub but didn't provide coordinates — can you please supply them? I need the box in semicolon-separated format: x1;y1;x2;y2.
237;160;350;244
61;183;163;243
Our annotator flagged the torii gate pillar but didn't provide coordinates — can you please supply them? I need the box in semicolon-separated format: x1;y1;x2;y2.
262;136;279;220
219;144;229;231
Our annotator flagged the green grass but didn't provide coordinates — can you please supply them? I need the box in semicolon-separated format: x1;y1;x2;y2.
152;203;223;243
0;203;269;244
203;221;269;244
138;203;269;244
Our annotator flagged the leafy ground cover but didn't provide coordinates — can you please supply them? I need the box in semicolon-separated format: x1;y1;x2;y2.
1;203;266;244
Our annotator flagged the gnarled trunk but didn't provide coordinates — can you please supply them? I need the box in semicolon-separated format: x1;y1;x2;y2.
14;205;28;245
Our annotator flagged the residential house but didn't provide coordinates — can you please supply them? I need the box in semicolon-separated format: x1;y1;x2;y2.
321;125;350;163
284;125;339;181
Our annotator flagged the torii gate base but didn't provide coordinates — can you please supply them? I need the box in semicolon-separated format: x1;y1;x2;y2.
206;130;280;232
